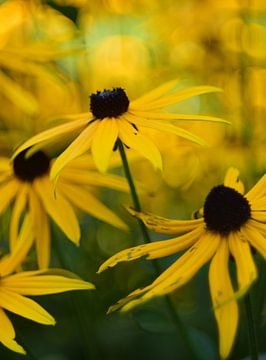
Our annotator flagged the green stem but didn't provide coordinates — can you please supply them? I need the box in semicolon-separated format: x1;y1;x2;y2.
117;139;199;360
244;293;259;360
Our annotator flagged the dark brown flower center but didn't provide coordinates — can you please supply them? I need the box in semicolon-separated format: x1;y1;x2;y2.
90;88;129;119
13;150;50;182
203;185;251;235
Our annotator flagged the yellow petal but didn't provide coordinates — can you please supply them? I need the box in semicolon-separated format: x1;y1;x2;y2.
9;184;28;250
126;113;207;146
0;179;19;214
241;223;266;258
28;189;51;269
61;169;129;192
229;232;257;297
133;86;222;110
0;216;34;277
130;79;179;107
12;118;90;160
59;182;128;231
91;118;118;172
209;239;238;360
142;232;219;299
245;174;266;201
223;167;244;194
117;119;162;170
0;288;55;325
34;177;80;244
50;121;97;180
1;273;95;295
127;207;204;234
98;225;204;273
0;308;15;339
0;334;25;355
130;110;229;125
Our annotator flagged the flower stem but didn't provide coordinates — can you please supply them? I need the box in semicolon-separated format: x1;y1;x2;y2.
117;140;199;360
244;293;259;360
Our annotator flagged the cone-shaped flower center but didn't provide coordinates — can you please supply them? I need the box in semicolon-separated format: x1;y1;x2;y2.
90;88;130;119
203;185;251;235
13;150;50;182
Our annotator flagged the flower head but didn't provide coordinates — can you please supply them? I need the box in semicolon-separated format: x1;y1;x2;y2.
0;235;94;354
99;167;266;359
0;151;128;268
13;80;228;177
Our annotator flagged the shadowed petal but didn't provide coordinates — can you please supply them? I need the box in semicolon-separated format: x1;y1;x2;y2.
229;232;257;297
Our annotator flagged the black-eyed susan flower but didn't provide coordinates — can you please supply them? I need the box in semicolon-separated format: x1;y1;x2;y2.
13;80;228;177
98;167;266;359
0;226;94;354
0;151;128;269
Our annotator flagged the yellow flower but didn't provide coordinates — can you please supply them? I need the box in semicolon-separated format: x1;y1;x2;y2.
0;0;77;115
99;167;266;359
13;80;227;177
0;234;94;355
0;151;128;269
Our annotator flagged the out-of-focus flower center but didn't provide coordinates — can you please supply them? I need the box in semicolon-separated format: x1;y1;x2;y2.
90;88;130;119
203;185;251;235
13;150;50;182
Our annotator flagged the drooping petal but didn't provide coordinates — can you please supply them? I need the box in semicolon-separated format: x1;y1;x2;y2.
59;182;128;231
118;119;162;170
50;121;97;181
0;179;19;214
111;232;219;312
12;118;90;160
241;223;266;258
9;184;28;250
1;273;95;295
209;239;238;360
28;189;51;269
0;216;34;277
223;167;244;194
91;118;118;172
126;113;207;146
130;79;179;107
132;86;222;111
34;177;80;244
245;174;266;201
228;232;257;297
141;232;219;299
0;288;55;325
127;207;204;234
98;225;205;273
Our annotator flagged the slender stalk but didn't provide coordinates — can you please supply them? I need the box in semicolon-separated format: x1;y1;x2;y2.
244;293;259;360
117;139;199;360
